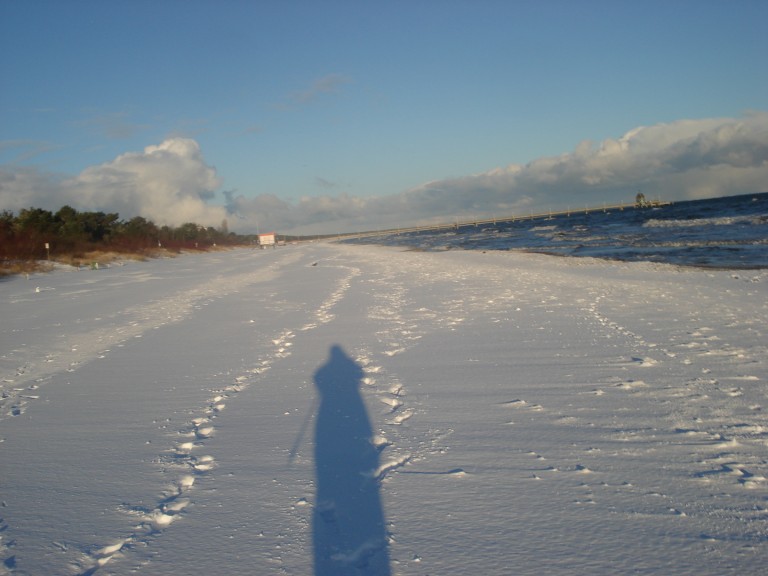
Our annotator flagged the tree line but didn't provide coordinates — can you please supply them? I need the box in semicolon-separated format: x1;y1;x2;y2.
1;206;249;264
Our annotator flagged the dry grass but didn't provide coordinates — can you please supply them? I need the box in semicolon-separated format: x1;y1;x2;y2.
0;248;185;277
56;250;149;268
0;260;53;277
0;242;246;277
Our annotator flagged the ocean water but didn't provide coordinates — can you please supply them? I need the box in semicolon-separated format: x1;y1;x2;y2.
342;192;768;269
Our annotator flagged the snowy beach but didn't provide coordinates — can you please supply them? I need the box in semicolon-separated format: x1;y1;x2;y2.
1;243;766;575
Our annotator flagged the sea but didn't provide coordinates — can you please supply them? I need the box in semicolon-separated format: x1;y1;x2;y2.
342;192;768;269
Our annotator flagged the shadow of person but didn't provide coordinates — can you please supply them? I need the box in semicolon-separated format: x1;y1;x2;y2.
313;345;391;576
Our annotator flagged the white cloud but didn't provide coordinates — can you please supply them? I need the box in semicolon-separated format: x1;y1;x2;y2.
2;113;767;235
0;166;63;210
0;137;226;228
273;73;352;111
290;73;350;104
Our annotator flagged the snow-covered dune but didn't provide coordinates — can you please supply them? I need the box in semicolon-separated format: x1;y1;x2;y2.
1;244;766;575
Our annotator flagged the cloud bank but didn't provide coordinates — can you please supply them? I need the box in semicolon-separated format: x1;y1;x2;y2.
227;112;768;234
2;113;767;235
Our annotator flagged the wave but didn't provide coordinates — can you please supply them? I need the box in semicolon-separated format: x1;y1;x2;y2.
529;225;558;232
644;214;768;228
345;192;768;268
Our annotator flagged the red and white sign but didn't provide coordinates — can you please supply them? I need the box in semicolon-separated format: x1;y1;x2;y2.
258;232;276;246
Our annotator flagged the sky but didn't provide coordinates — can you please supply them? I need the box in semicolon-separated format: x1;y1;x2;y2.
1;0;767;235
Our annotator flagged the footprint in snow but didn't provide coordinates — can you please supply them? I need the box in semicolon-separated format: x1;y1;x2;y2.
500;399;544;411
631;356;659;367
390;409;414;425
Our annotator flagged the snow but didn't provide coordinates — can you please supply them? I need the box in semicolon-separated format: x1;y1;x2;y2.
1;243;766;575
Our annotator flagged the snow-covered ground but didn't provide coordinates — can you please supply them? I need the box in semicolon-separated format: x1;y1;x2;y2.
1;243;766;575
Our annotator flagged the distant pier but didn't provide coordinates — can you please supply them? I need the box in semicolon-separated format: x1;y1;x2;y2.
334;200;672;241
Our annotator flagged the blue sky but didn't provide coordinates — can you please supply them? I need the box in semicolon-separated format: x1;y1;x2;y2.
2;0;767;233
